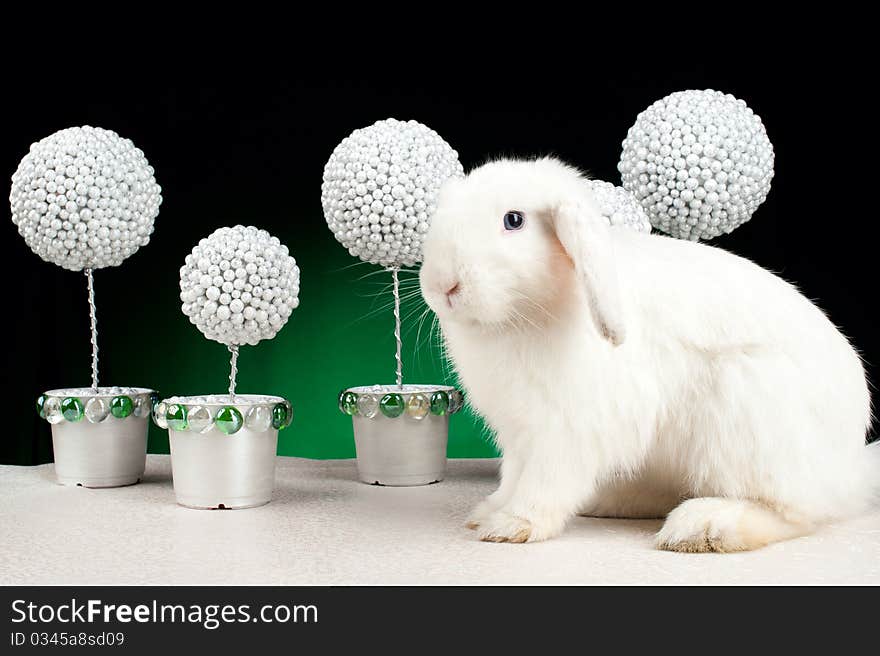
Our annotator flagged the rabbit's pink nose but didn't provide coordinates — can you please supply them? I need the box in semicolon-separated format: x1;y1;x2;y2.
445;282;460;306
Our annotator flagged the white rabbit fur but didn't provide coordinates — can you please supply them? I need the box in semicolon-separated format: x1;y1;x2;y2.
419;157;874;551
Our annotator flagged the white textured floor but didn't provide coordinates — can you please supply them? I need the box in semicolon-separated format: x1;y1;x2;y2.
1;455;878;585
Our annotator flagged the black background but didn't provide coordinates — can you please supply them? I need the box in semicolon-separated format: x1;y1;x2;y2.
0;585;871;649
2;42;876;464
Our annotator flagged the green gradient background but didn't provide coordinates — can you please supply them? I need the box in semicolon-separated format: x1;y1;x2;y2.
12;219;496;463
140;240;496;459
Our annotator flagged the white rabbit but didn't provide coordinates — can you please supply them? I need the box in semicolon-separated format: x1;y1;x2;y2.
419;157;874;551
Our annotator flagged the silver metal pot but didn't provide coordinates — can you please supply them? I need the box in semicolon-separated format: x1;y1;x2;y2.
38;387;154;488
157;394;292;509
340;384;463;486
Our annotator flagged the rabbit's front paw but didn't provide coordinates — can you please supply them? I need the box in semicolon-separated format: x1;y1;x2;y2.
477;510;564;543
478;511;532;543
465;497;500;529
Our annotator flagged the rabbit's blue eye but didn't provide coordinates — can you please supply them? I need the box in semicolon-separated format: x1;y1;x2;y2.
503;211;524;231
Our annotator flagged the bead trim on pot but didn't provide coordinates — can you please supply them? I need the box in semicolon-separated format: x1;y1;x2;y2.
152;394;292;435
338;385;463;420
37;387;156;425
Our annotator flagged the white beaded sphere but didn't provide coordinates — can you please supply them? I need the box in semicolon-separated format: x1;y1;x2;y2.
618;90;774;241
179;226;300;347
10;126;161;270
321;118;464;267
585;179;651;233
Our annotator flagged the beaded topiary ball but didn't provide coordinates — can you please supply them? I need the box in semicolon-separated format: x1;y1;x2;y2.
10;126;162;270
585;179;651;233
179;225;300;347
618;90;774;241
321;118;464;268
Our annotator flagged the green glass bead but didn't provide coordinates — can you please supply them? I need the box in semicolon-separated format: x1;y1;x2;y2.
341;391;358;416
215;406;243;435
110;395;134;418
165;403;188;431
430;391;449;416
61;397;84;422
379;393;405;418
150;391;160;410
272;403;288;430
36;394;47;418
283;400;293;427
337;390;345;413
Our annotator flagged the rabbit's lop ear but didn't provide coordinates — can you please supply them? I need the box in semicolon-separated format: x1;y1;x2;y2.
552;201;625;346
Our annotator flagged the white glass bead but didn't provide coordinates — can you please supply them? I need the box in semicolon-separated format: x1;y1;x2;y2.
84;397;109;423
133;395;150;418
44;397;63;425
186;405;213;434
356;394;379;419
405;393;430;420
448;390;464;414
153;401;168;429
245;405;273;432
